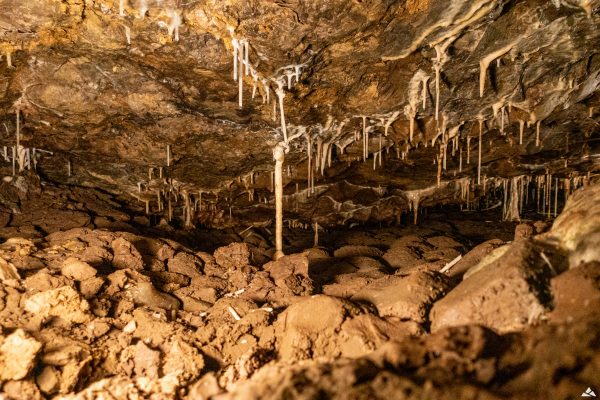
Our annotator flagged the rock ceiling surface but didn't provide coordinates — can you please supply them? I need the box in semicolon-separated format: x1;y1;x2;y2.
0;0;599;226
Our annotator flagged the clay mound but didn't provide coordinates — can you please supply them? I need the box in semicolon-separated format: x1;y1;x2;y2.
426;236;464;250
263;253;313;297
430;240;555;333
447;239;505;278
274;295;409;362
382;246;422;270
389;235;432;252
333;245;385;259
548;261;600;324
214;243;252;270
352;271;450;323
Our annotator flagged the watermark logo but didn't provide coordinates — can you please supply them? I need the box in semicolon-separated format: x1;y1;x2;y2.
582;387;597;397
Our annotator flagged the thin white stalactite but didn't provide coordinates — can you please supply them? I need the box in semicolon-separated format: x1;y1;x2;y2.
123;25;131;45
422;76;430;110
232;39;239;81
478;119;483;185
466;136;471;164
244;40;249;76
275;80;287;143
238;46;244;109
16;108;20;149
357;116;367;161
519;120;524;145
434;62;441;121
251;68;258;99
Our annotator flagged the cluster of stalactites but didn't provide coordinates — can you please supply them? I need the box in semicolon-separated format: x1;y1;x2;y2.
117;0;182;44
455;172;593;221
228;28;308;145
1;108;53;176
132;145;227;227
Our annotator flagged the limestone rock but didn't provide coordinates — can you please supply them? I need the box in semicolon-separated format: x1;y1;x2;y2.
333;245;384;259
36;366;60;394
111;237;144;270
214;243;252;270
0;256;19;282
430;240;553;333
263;253;313;296
352;271;450;323
447;239;505;278
548;262;600;324
0;329;42;381
61;257;97;281
162;337;205;382
167;252;203;278
24;286;92;325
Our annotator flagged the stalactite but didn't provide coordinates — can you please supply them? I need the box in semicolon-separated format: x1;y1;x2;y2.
238;44;244;108
432;42;452;121
536;120;541;147
123;25;131;45
466;136;471;165
442;138;447;171
477;119;483;185
306;135;312;196
519;120;524;145
479;43;514;97
421;76;430;110
382;111;400;137
167;10;181;42
275;79;287;142
244;40;249;76
357;116;367;161
231;38;239;81
406;70;428;142
436;153;442;187
504;176;521;221
251;68;258;99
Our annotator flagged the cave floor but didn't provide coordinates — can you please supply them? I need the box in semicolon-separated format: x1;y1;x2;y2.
0;176;598;400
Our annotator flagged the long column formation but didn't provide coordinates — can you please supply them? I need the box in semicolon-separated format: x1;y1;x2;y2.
273;143;287;260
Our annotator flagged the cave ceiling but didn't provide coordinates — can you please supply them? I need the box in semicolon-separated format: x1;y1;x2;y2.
1;0;599;226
